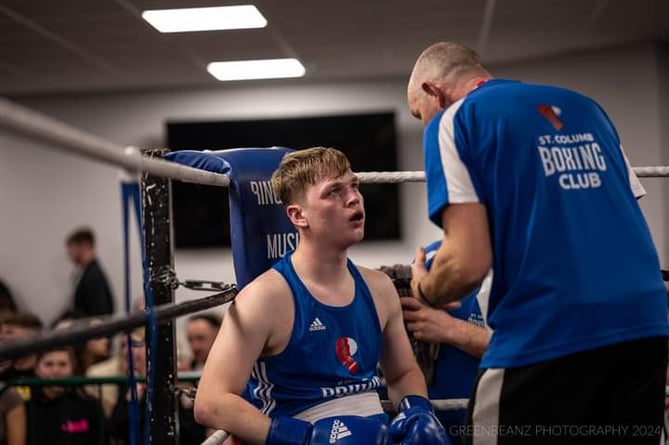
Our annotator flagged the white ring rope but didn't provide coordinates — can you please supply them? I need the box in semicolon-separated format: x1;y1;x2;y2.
357;171;426;183
633;166;669;177
431;398;469;410
1;98;668;184
0;98;230;187
358;166;669;181
201;430;230;445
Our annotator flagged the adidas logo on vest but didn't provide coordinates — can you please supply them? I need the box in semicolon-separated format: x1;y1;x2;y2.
309;317;327;331
329;419;352;443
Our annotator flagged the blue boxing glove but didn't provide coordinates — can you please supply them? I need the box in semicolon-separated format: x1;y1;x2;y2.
310;415;390;444
390;396;451;445
266;415;390;445
266;416;312;445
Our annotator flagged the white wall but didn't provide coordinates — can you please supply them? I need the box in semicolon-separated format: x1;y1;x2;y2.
658;43;669;265
1;42;666;328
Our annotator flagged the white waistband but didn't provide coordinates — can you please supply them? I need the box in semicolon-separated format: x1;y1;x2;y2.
294;391;384;423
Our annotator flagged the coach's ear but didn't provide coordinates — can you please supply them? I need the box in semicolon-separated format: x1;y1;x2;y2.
421;82;448;109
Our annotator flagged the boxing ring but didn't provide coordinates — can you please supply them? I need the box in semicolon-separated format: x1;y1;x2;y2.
0;97;668;445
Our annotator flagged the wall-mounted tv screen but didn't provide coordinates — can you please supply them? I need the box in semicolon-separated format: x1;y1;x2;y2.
167;112;401;249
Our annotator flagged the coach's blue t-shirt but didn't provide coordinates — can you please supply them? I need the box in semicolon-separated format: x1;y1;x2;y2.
423;79;669;368
246;252;383;418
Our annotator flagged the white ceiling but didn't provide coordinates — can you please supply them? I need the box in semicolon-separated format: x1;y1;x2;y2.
1;0;668;97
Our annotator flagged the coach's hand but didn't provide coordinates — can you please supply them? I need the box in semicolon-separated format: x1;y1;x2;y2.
401;296;456;344
390;395;451;445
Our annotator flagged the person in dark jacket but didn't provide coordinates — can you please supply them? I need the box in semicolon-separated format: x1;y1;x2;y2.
65;228;114;317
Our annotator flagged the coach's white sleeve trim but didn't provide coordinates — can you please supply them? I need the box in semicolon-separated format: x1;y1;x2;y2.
438;100;479;204
620;145;645;199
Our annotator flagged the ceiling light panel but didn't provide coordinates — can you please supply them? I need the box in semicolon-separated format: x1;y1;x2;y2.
207;58;306;81
142;5;267;33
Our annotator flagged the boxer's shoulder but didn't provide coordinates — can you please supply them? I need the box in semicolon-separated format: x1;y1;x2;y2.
233;269;294;319
358;266;397;294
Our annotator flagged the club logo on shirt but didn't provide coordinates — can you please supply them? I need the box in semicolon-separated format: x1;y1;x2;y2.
537;104;563;130
335;336;359;374
537;132;608;190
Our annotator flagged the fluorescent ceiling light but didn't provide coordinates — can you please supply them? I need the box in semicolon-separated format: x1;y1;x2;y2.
142;5;267;33
207;58;306;81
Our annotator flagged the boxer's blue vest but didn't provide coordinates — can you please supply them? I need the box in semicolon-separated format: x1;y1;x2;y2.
247;252;383;418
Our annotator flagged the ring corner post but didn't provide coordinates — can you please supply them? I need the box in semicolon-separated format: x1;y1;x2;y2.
140;148;179;445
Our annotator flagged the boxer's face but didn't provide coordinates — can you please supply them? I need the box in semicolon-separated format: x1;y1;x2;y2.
300;170;365;245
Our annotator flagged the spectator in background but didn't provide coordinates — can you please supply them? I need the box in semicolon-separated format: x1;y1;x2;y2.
0;281;17;316
186;313;221;371
53;316;111;376
107;327;146;445
107;326;205;445
85;298;144;418
180;314;221;444
0;312;26;445
65;227;114;317
0;383;25;445
26;348;105;445
0;312;44;402
74;319;111;376
85;334;124;419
